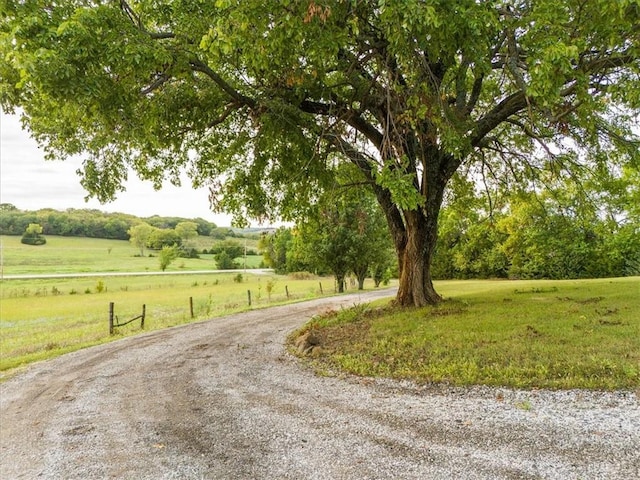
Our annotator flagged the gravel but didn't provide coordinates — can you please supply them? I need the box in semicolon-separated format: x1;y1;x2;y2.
1;288;638;479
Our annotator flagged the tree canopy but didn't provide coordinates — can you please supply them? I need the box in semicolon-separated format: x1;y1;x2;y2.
1;0;639;305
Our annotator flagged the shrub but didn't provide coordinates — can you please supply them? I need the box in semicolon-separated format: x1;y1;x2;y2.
21;223;46;245
215;250;239;270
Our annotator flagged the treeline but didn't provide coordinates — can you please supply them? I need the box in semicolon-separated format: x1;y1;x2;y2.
0;204;219;240
432;192;640;280
259;170;640;282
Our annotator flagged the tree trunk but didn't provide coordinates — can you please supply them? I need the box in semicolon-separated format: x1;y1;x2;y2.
348;138;456;307
389;149;454;307
393;210;442;306
353;264;368;290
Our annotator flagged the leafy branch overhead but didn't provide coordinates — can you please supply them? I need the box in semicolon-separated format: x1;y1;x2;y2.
1;0;638;306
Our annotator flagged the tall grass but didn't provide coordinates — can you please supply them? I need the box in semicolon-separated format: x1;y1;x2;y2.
0;272;369;375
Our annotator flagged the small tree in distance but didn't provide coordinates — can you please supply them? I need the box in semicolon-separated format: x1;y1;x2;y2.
21;223;46;246
175;221;199;248
127;222;154;257
158;245;178;271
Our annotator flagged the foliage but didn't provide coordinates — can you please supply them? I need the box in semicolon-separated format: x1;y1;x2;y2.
258;227;295;274
127;222;154;256
0;207;218;241
174;221;199;247
296;167;393;291
262;168;393;289
432;180;640;280
214;250;239;270
20;223;46;245
212;239;246;269
145;216;216;236
210;239;244;259
147;228;182;250
1;207;138;239
1;1;638;305
158;245;178;271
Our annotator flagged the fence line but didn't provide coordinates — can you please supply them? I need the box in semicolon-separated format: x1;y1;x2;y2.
108;281;337;332
109;302;146;334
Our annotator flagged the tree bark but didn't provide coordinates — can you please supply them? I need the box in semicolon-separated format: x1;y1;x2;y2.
393;210;442;306
381;150;454;307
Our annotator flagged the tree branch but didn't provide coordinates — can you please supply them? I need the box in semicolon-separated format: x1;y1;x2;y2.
189;60;256;108
299;99;384;150
471;91;529;147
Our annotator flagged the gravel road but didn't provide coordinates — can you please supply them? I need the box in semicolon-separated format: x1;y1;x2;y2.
1;289;638;479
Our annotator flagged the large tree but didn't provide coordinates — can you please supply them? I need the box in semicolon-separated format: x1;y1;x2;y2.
1;1;638;305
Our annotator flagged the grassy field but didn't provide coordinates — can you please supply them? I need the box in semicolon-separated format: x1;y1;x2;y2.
292;277;640;391
0;235;263;275
2;234;638;391
0;271;356;375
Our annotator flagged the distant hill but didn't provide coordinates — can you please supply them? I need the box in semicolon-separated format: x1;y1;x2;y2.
0;205;219;240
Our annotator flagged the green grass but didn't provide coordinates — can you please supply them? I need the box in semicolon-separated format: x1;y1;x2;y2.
0;235;263;275
0;271;367;376
293;277;640;391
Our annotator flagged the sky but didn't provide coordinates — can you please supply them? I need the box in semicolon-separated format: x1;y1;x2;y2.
0;110;234;226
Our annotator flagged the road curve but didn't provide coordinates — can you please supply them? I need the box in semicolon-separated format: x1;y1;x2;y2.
1;288;638;479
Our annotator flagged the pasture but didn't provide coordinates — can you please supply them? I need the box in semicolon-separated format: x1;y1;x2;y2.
1;270;357;374
0;234;263;275
2;234;638;390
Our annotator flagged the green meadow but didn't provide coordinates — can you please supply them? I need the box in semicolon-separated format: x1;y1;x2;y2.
1;270;351;375
0;234;330;375
2;234;639;391
0;235;263;275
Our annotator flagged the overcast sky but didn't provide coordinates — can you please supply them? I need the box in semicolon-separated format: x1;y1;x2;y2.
0;110;235;225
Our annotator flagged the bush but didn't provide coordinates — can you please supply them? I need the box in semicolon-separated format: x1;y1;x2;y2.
20;235;46;245
178;247;200;258
215;250;239;270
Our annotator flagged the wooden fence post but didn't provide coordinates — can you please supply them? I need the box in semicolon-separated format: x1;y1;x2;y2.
319;282;323;294
285;285;290;299
109;302;115;335
141;304;146;329
247;290;252;306
189;296;194;319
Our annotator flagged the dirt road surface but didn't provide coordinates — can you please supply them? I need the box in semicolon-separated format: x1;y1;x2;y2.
1;289;638;479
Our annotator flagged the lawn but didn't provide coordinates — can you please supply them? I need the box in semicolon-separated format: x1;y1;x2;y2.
292;277;640;391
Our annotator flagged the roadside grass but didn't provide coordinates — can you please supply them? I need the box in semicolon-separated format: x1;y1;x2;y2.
0;272;368;375
292;277;640;391
0;235;262;275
